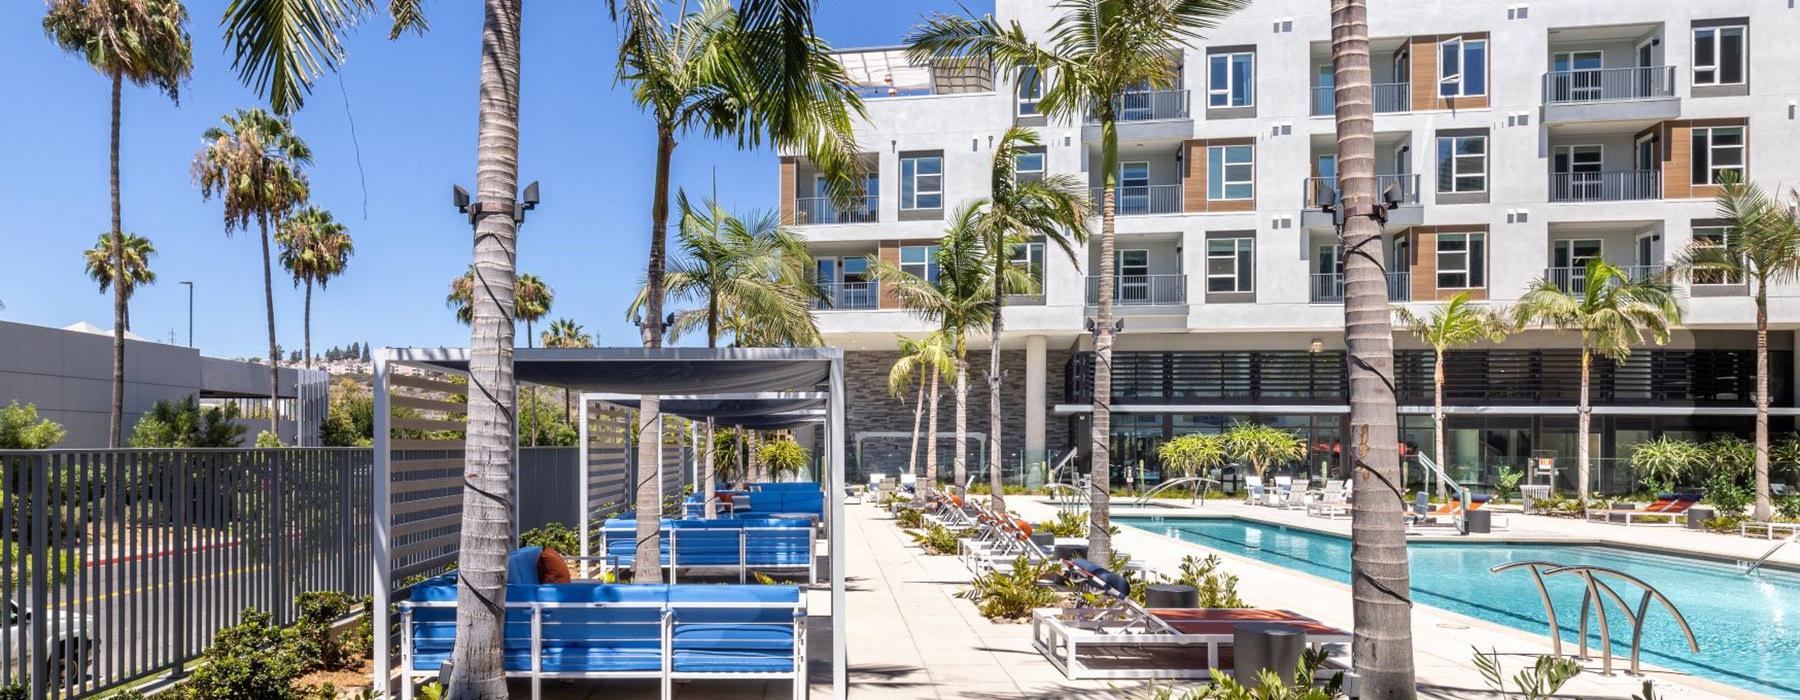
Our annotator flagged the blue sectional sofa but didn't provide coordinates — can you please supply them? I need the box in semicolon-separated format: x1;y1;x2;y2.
400;573;807;700
738;483;825;520
600;517;815;583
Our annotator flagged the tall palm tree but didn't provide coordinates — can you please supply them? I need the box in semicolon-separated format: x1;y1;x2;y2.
192;108;311;437
1515;260;1683;511
276;206;353;369
1672;174;1800;522
908;0;1247;564
1394;292;1511;499
976;126;1091;510
542;317;594;424
889;332;955;480
44;0;192;447
630;193;824;348
514;273;552;445
82;232;157;332
872;205;1027;493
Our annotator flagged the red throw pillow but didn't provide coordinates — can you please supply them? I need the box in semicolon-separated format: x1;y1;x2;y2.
538;547;573;584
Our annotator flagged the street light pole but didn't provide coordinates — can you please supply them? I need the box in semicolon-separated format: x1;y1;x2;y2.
180;281;194;347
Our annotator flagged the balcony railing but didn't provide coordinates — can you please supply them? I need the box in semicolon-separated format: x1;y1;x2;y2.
1091;89;1190;122
1545;265;1666;295
1548;171;1661;203
1542;66;1676;104
1093;184;1183;215
1309;82;1411;116
816;281;879;310
1309;272;1412;303
792;195;878;224
1086;274;1187;306
1302;174;1421;209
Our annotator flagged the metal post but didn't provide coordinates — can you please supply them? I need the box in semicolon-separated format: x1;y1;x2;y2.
371;349;394;693
29;454;48;700
341;451;356;594
172;452;190;677
828;352;848;700
578;395;590;579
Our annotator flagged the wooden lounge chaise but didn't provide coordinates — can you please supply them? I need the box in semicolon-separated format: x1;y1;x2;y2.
1586;493;1701;526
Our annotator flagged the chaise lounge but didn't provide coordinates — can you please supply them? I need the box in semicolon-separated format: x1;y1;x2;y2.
1586;493;1701;526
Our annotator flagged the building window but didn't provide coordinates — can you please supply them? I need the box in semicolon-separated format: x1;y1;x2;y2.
1436;135;1487;193
1436;233;1486;289
1690;126;1744;186
1009;241;1045;285
900;245;940;282
1692;26;1745;86
1438;37;1488;97
1017;66;1043;116
1014;149;1045;184
900;155;942;209
1207;145;1254;200
1690;227;1741;285
1207;237;1254;293
1208;52;1254;107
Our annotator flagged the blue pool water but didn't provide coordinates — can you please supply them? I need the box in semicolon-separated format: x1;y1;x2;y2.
1117;516;1800;697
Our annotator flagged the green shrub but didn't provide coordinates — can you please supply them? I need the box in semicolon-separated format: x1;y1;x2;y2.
0;401;65;448
907;524;966;555
894;507;924;529
0;683;24;700
129;396;246;448
757;437;810;478
1136;649;1341;699
255;431;286;448
1703;473;1752;516
287;591;361;673
1774;493;1800;521
1473;648;1582;700
1496;466;1523;501
1038;510;1088;538
957;556;1063;620
171;609;303;700
520;522;580;554
1164;555;1249;608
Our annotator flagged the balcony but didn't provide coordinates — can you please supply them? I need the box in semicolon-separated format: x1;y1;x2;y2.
1548;171;1661;203
1089;89;1190;123
1085;274;1187;306
1093;185;1183;216
1540;66;1679;123
793;195;878;225
1544;265;1665;295
1309;272;1412;303
1309;83;1411;116
816;282;879;311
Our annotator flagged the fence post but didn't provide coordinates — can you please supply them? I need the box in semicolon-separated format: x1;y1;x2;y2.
267;451;284;623
171;452;190;678
341;451;355;594
29;454;49;700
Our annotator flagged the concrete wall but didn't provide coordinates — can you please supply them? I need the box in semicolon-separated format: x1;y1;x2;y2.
843;349;1071;477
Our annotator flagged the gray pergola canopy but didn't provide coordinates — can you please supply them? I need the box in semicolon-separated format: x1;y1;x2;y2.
399;347;833;396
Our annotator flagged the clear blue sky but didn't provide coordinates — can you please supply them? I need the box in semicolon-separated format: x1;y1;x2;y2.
0;1;981;359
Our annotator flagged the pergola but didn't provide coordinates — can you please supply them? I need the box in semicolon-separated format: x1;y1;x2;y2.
370;346;848;698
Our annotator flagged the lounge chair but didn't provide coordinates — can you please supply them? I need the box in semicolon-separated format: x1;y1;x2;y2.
1283;478;1312;510
1585;494;1701;526
1271;476;1295;507
1243;475;1266;505
1307;480;1350;519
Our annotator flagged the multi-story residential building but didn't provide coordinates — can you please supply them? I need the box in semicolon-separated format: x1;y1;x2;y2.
780;0;1800;494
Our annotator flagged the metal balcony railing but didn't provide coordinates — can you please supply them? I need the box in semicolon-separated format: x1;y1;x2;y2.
1089;89;1190;122
1309;272;1412;303
816;281;879;310
1086;274;1187;306
1548;171;1662;202
1542;66;1676;104
1302;174;1421;209
1545;265;1666;295
1093;184;1183;215
1309;82;1411;116
792;195;878;224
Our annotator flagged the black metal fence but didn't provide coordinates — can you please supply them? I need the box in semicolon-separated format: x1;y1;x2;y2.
0;448;374;700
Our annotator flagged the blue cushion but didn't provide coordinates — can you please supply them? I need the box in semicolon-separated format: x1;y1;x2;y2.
671;649;795;673
509;547;543;585
539;647;664;673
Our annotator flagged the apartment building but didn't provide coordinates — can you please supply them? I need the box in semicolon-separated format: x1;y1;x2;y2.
779;0;1800;493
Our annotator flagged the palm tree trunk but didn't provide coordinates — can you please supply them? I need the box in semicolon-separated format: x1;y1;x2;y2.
1089;133;1118;566
1578;345;1591;509
953;340;969;493
989;267;1007;510
1433;349;1445;501
1754;287;1771;520
108;70;125;449
635;127;677;582
909;376;925;477
303;279;314;369
1333;0;1417;694
449;1;522;695
257;209;279;438
926;370;941;489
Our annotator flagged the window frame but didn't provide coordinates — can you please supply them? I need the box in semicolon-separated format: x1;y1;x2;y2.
1208;52;1255;108
1008;241;1046;287
1436;135;1488;194
1014;149;1046;184
1207;237;1255;293
1207;145;1255;201
1690;227;1742;285
899;245;940;283
1692;25;1746;86
1016;65;1043;116
1690;126;1745;186
900;155;943;210
1437;37;1488;97
1435;232;1486;290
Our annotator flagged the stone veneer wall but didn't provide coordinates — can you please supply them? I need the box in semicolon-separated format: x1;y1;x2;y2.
840;348;1070;479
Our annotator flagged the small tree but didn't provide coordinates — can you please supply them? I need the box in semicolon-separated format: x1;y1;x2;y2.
1697;435;1754;485
129;396;247;448
757;436;810;481
1627;436;1699;494
0;402;66;449
1158;433;1227;479
1394;291;1511;499
1222;422;1306;481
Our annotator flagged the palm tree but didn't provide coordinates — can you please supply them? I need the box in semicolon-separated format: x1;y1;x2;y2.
276;206;353;369
44;0;192;447
1515;260;1683;511
907;0;1247;564
872;205;1026;493
1394;292;1511;499
1326;0;1414;692
889;333;955;481
976;126;1091;510
542;317;594;424
192;108;311;437
630;193;823;348
514;273;552;446
82;232;157;332
1672;174;1800;522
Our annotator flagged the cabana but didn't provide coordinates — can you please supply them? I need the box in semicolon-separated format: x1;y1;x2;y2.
371;347;848;699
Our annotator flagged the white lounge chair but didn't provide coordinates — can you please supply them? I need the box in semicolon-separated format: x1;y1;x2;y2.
1243;475;1266;504
1308;480;1350;519
1271;476;1295;507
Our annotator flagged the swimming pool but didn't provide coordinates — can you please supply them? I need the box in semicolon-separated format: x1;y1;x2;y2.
1116;516;1800;697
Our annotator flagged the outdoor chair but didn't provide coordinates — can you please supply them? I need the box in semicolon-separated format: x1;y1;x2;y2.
1284;478;1312;510
600;517;816;583
1271;476;1295;507
1243;475;1266;505
1585;493;1701;526
1307;480;1350;519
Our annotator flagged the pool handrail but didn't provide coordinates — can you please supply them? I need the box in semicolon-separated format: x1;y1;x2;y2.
1132;476;1219;506
1743;532;1797;574
1490;560;1700;676
1488;560;1567;657
1415;454;1473;534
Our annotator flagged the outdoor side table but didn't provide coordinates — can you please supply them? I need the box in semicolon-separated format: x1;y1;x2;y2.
1145;584;1198;609
1233;622;1305;689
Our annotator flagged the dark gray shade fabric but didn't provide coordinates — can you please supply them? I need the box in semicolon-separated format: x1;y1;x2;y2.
598;397;827;429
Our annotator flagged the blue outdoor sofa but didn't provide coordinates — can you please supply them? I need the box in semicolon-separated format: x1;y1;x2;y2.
600;517;816;583
399;570;807;700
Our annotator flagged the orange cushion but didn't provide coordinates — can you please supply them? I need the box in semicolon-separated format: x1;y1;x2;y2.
538;547;573;584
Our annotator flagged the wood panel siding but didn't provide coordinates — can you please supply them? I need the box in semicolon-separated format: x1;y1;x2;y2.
1409;33;1490;112
1402;225;1488;302
877;240;901;309
778;157;798;225
1182;137;1257;213
1654;118;1748;200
